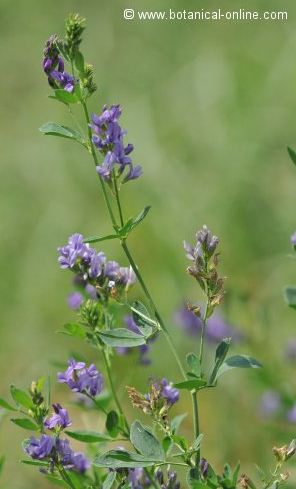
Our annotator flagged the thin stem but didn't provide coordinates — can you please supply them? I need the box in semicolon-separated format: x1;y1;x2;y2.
121;240;187;379
80;100;200;479
192;390;200;468
113;172;124;227
101;348;129;434
199;300;209;366
81;101;118;230
58;466;76;489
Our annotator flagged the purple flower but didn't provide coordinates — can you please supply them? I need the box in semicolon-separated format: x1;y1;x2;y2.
51;70;75;93
58;359;104;397
287;404;296;423
159;378;179;405
200;458;209;478
156;469;180;489
58;234;136;299
56;439;90;473
44;403;71;430
175;306;241;343
24;435;54;460
68;292;83;310
91;105;142;183
128;468;150;488
42;35;75;92
291;232;296;247
184;225;219;263
259;391;281;418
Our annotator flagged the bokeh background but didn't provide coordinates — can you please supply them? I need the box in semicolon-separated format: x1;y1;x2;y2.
1;0;296;486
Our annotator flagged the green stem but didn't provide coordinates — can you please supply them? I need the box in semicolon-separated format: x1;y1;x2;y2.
121;240;187;379
113;172;124;227
58;466;76;489
101;348;129;435
192;390;200;468
81;101;118;230
199;300;209;366
80;100;198;480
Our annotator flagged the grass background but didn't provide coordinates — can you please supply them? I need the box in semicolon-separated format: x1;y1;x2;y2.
1;0;296;486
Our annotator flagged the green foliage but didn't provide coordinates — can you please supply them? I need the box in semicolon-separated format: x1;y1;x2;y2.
98;328;147;347
284;286;296;308
39;122;85;145
11;418;39;431
131;301;155;337
117;206;151;239
59;323;86;339
94;449;158;469
105;410;120;438
102;471;117;489
65;430;111;443
287;146;296;166
216;355;262;378
130;420;165;460
10;385;34;410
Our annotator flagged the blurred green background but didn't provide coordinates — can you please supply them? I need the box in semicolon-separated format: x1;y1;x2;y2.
1;0;296;486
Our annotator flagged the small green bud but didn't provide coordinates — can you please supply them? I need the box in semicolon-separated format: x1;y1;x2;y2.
64;13;86;59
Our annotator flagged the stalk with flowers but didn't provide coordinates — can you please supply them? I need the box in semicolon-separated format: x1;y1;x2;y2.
1;13;296;489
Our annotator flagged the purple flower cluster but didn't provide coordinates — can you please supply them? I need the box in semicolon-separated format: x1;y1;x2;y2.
24;435;89;474
44;403;71;430
43;35;75;92
116;315;156;365
147;378;179;406
127;468;180;489
175;306;241;344
128;468;150;488
90;105;142;183
184;225;219;263
155;469;180;489
58;234;136;295
58;359;104;397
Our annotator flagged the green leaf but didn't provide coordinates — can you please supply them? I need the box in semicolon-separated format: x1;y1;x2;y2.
131;301;153;337
21;460;48;467
217;355;262;378
10;386;33;410
106;411;119;438
284;286;296;309
102;471;117;489
209;337;231;384
171;413;187;434
186;353;201;377
74;51;85;73
83;234;118;244
0;455;5;475
11;418;39;431
46;475;68;487
288;146;296;166
98;328;146;348
119;206;151;238
174;379;207;390
39;122;85;145
59;323;86;339
53;89;79;104
65;430;111;443
94;449;157;469
0;397;16;411
130;420;165;461
187;468;208;489
192;433;204;451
